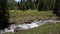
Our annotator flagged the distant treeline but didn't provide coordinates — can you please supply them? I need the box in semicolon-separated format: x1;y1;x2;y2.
6;0;60;11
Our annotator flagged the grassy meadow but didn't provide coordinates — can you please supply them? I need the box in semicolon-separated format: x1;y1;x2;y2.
9;10;56;24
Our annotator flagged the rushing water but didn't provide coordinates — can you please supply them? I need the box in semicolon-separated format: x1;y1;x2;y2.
0;20;60;34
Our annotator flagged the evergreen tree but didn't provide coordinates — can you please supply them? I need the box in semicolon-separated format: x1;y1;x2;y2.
53;0;60;17
21;0;23;3
37;0;56;11
8;0;18;10
0;0;9;30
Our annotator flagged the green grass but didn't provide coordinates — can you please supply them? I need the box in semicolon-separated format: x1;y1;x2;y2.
9;10;56;24
4;23;60;34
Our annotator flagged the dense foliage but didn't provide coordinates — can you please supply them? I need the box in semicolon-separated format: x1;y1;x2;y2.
6;0;57;11
53;0;60;17
0;0;9;30
5;0;59;10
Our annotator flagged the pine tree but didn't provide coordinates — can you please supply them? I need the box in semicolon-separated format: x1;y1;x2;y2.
53;0;60;17
0;0;9;30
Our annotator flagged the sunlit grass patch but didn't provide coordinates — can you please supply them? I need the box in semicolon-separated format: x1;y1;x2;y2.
9;10;56;24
